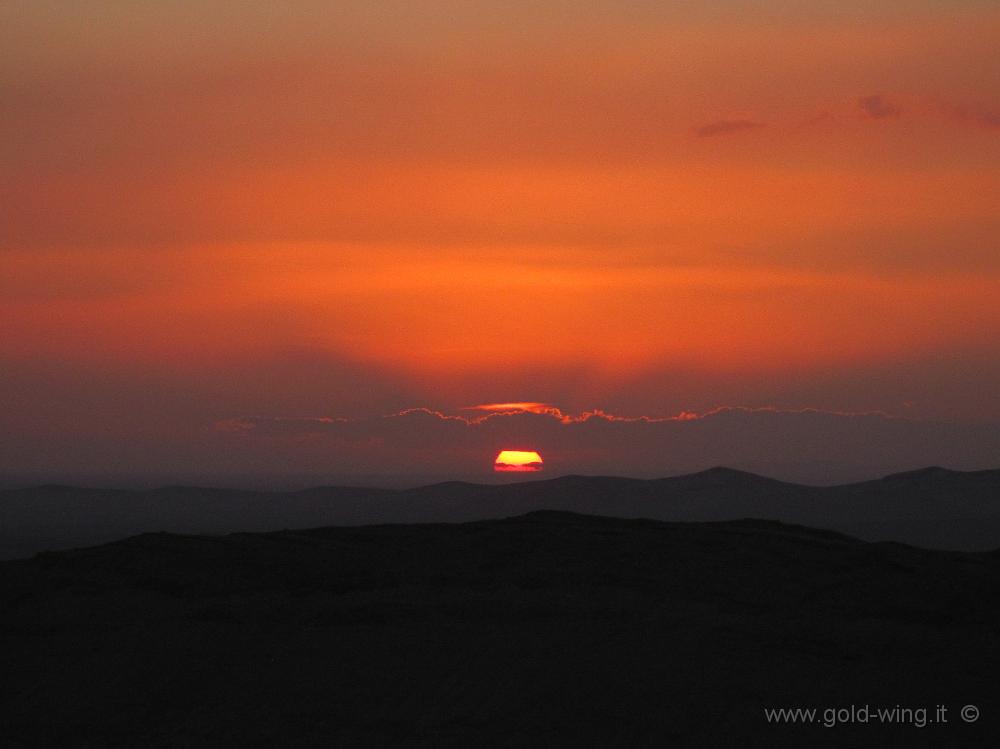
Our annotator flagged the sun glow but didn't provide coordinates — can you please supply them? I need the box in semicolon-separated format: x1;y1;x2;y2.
494;450;544;472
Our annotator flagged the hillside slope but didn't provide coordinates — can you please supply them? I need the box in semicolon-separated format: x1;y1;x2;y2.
2;512;999;747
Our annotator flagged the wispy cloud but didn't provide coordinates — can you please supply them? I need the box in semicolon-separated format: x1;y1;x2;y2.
218;404;903;434
212;416;349;433
857;94;901;120
945;102;1000;130
799;93;1000;133
693;119;765;138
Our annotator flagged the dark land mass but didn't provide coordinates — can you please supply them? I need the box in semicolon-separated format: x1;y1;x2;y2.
2;511;998;747
3;466;1000;558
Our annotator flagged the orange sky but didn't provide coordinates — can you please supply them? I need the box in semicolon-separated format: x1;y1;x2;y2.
1;2;999;481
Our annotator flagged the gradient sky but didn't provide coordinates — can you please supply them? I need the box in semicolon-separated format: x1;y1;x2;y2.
2;2;999;485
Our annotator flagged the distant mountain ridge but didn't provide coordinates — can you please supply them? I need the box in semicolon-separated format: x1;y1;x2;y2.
2;466;1000;558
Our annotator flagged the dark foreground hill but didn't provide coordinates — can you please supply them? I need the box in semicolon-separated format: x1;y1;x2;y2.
3;466;1000;557
1;512;998;747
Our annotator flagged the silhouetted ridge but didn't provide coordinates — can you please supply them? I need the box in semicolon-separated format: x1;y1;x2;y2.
511;510;858;543
880;466;960;481
12;484;101;494
843;466;1000;491
683;466;781;483
656;466;802;492
3;508;999;747
4;466;1000;557
150;485;267;496
405;480;488;493
533;474;650;488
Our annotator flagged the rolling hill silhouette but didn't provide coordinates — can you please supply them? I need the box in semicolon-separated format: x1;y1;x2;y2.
3;467;1000;558
2;510;998;747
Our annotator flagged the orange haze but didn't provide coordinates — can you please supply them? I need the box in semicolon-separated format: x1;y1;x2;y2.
2;1;1000;483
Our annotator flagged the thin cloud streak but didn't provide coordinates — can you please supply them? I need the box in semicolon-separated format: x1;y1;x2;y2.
218;404;904;432
693;119;765;137
857;94;901;120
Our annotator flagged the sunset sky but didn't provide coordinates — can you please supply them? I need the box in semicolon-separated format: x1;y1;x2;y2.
2;2;999;485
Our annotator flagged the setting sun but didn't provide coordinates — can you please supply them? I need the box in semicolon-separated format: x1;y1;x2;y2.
494;450;544;473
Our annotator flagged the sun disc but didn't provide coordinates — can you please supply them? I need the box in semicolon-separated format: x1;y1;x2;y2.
494;450;543;472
